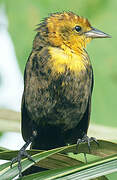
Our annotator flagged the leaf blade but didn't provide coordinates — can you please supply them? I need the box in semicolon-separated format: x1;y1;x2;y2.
21;154;117;180
0;146;69;179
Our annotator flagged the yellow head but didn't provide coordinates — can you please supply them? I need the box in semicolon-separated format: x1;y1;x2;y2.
45;12;110;53
35;12;111;75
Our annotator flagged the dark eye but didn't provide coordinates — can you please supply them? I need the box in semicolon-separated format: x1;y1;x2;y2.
75;26;82;32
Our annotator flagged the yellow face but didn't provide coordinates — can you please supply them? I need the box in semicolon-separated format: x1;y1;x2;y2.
47;12;92;53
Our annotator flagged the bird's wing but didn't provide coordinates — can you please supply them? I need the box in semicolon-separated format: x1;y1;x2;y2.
87;69;94;130
21;92;34;142
21;48;57;142
78;69;94;135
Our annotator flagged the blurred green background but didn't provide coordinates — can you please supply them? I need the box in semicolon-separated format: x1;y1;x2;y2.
0;0;116;179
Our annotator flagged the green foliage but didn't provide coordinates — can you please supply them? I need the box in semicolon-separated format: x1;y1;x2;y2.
0;140;117;179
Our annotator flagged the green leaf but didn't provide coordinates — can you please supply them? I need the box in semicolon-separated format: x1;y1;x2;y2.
0;162;11;172
0;145;70;179
61;140;117;157
0;140;117;171
0;147;10;152
0;140;117;161
0;149;83;171
0;150;42;161
21;154;117;180
0;140;117;179
93;177;109;180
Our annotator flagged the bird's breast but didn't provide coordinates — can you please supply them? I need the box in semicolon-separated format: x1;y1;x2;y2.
47;46;92;106
48;46;91;75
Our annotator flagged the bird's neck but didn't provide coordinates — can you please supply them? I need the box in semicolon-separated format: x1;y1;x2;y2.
61;44;88;59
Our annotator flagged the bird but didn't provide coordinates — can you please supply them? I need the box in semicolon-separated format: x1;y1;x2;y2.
11;12;111;176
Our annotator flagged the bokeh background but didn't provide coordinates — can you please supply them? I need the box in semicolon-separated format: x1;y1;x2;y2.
0;0;116;179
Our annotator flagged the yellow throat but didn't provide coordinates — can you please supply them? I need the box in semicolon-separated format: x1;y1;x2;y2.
48;45;90;75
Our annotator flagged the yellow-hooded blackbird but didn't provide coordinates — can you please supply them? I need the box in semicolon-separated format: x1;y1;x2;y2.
11;12;111;176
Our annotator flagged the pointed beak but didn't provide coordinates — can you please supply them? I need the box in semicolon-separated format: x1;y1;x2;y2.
85;27;111;38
